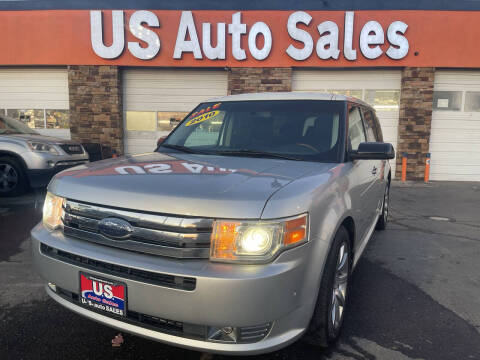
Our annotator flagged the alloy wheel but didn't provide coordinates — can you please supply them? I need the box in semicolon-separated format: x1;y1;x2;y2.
331;241;349;331
0;163;18;193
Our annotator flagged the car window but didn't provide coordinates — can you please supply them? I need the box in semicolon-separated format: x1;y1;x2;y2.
162;100;346;163
361;108;378;142
348;106;366;151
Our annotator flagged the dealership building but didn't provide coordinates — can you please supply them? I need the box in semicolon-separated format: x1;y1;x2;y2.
0;0;479;181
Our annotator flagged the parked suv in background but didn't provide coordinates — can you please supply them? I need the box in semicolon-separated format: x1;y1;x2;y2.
32;93;394;354
0;115;89;196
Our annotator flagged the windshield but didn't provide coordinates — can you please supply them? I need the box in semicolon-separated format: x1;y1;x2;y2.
0;115;38;135
160;100;346;162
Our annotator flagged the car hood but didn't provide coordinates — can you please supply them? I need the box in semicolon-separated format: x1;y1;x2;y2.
49;152;338;219
3;133;79;144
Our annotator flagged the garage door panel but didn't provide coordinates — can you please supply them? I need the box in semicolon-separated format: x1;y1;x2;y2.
429;151;480;163
431;119;480;130
430;129;480;142
381;128;397;142
429;142;478;153
123;69;227;154
430;165;480;175
430;70;480;181
293;70;401;90
0;67;70;139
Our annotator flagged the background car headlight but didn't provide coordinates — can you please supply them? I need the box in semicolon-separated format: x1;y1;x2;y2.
28;141;60;155
43;192;64;230
210;214;308;263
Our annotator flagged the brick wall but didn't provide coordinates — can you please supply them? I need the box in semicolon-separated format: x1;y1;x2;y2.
228;67;292;94
68;65;123;155
396;67;435;180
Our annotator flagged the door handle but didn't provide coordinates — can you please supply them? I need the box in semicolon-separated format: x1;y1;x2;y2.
372;166;377;175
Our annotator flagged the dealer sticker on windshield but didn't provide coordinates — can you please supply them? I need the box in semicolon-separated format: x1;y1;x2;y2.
80;273;126;317
185;110;220;126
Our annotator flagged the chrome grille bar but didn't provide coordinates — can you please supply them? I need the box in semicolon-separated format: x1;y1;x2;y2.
62;200;213;258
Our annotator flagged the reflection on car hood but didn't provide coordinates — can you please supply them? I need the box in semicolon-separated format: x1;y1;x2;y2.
2;133;79;144
50;152;337;219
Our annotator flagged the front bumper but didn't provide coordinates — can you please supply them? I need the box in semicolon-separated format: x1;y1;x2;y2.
27;160;89;188
31;223;314;355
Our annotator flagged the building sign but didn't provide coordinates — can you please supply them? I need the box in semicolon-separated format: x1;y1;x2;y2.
91;11;408;62
0;10;479;67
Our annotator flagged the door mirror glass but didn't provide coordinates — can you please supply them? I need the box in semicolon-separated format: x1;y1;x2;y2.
350;142;395;160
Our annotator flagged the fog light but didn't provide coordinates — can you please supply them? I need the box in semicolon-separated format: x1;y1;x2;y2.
47;160;55;168
47;282;57;292
207;326;237;343
222;326;233;334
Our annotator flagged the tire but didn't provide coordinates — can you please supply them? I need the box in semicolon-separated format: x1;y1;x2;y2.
376;181;390;230
304;226;351;347
0;156;28;197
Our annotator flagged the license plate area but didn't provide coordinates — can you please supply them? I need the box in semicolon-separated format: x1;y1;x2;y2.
79;272;127;317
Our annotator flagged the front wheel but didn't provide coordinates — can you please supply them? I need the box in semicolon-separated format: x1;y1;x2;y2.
304;226;351;347
0;157;28;197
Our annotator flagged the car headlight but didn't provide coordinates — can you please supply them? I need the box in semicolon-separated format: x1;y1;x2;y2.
43;192;64;230
210;214;308;263
28;141;60;155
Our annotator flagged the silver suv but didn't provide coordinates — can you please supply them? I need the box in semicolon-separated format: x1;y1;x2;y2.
32;93;394;354
0;115;88;196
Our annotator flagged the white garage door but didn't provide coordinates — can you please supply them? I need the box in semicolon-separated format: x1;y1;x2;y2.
430;71;480;181
123;69;228;154
292;70;401;176
0;68;70;139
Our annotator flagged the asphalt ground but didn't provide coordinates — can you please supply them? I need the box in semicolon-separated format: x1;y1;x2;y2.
0;181;479;360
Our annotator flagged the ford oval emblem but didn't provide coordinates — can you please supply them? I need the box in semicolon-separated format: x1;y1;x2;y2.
98;218;134;240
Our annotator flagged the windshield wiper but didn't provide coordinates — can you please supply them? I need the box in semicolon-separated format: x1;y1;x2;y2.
214;149;302;161
160;144;206;154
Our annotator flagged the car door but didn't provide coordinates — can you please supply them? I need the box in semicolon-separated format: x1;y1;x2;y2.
347;105;378;243
362;107;386;215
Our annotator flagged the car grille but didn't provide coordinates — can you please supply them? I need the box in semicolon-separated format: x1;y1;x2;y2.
40;243;196;291
60;144;84;155
61;200;213;259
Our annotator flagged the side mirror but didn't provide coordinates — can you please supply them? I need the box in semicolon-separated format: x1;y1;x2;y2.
350;142;395;160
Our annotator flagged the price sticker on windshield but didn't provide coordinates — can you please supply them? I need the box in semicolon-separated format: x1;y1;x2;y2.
185;110;220;126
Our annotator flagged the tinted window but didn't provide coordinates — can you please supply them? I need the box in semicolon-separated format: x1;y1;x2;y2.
348;106;366;151
162;100;346;163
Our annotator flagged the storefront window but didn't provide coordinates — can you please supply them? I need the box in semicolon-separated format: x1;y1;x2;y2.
46;110;69;129
433;91;462;111
6;109;44;129
125;111;157;131
464;92;480;112
365;90;400;111
157;112;188;132
328;89;363;99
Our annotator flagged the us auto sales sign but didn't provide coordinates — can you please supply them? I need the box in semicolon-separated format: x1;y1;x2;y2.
3;9;478;68
90;10;409;62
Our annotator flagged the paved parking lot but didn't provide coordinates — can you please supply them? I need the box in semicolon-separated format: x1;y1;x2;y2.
0;182;479;360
